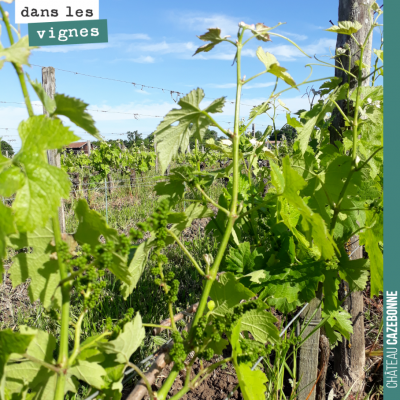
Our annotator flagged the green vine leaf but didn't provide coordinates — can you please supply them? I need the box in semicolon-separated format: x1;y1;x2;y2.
18;116;79;153
0;329;35;397
12;154;70;232
100;313;145;364
240;309;280;344
120;241;153;300
5;327;58;397
154;88;225;173
9;222;61;308
256;48;296;87
338;252;370;292
74;200;133;286
295;84;348;154
51;94;100;139
69;360;107;390
230;321;268;400
193;28;230;55
0;203;16;281
210;272;255;317
27;75;57;114
0;36;34;68
235;363;268;400
225;242;257;275
0;165;26;197
274;157;337;259
359;210;383;297
326;21;362;35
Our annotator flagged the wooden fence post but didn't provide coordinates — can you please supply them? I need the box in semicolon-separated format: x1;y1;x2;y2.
252;123;255;137
297;286;322;400
87;140;91;156
42;67;66;233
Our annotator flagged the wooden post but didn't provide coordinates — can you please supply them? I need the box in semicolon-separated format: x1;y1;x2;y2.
42;67;66;233
334;236;365;393
329;0;371;393
86;140;91;156
297;286;322;400
5;150;8;158
252;123;255;137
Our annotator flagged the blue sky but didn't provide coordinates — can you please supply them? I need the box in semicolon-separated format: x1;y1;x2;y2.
0;0;383;152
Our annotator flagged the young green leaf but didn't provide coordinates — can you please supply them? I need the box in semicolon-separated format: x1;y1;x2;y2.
74;200;133;285
210;272;255;317
100;313;145;364
373;48;383;62
338;252;370;292
52;94;100;139
230;320;268;400
12;154;70;232
9;223;61;308
27;75;57;114
0;165;26;197
240;309;280;344
0;329;35;397
256;48;296;87
19;326;56;363
0;36;33;67
69;360;107;389
225;242;257;275
249;101;271;120
296;84;348;154
0;203;16;281
154;88;225;173
18;116;79;153
280;157;337;259
235;362;268;400
120;241;152;300
359;210;383;297
326;21;362;35
193;28;230;55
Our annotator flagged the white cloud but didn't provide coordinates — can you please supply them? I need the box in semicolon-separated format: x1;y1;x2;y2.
173;12;240;37
135;89;151;95
238;38;337;61
128;41;196;55
244;82;275;90
278;30;308;41
111;33;150;41
208;83;237;89
129;56;155;63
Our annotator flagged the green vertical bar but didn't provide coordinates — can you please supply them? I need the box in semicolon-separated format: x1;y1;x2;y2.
384;1;400;398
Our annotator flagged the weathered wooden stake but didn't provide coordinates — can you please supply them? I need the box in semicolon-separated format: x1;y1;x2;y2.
297;286;322;400
42;67;66;233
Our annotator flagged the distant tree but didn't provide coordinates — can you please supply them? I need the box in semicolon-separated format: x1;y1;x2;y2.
124;130;143;148
143;133;154;149
1;140;14;156
254;130;264;140
269;124;297;143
